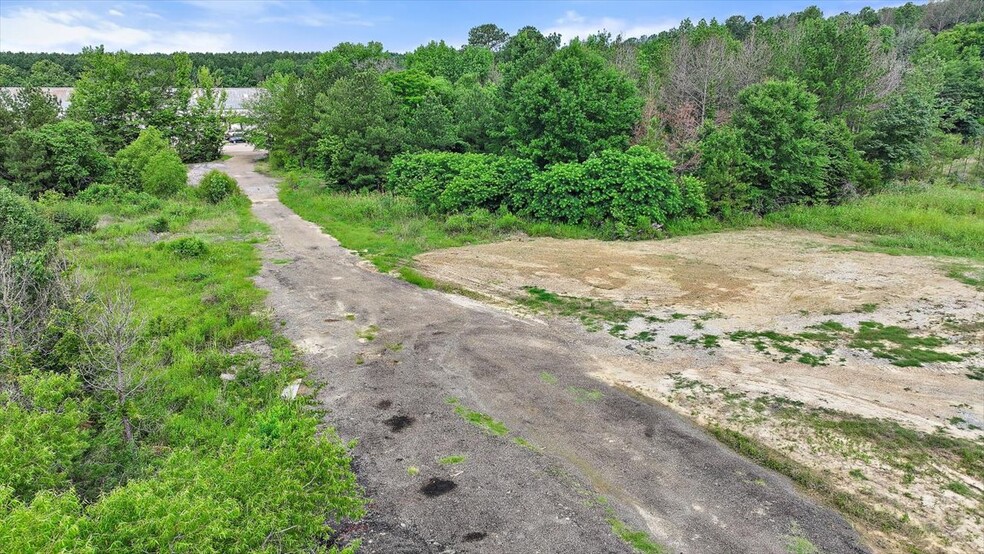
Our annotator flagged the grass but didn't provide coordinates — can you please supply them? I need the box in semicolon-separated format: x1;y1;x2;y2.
39;187;365;550
277;170;598;274
767;184;984;262
609;518;666;554
518;286;639;331
446;398;510;437
439;455;466;465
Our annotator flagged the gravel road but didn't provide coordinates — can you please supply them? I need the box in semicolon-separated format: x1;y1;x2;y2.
226;144;869;554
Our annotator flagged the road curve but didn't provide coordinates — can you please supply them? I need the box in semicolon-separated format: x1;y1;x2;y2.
227;145;869;554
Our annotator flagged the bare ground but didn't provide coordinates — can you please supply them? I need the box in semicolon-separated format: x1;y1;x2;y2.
415;231;984;552
225;144;869;554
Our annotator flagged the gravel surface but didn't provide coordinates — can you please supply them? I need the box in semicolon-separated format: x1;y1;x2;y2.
226;144;869;554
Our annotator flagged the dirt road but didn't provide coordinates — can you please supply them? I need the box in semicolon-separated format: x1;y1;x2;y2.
225;145;868;553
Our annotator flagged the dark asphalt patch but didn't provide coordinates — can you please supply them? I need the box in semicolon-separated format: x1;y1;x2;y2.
420;478;457;497
383;414;414;432
463;531;487;542
376;399;393;410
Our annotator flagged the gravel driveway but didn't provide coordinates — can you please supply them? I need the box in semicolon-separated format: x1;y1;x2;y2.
225;144;868;554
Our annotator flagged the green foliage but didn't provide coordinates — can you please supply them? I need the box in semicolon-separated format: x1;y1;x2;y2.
701;80;829;214
114;127;172;190
506;41;642;165
45;202;98;235
406;92;458;151
0;187;57;251
164;237;209;258
0;486;93;553
468;23;510;50
388;151;536;213
863;60;943;177
0;372;90;501
140;150;187;197
523;147;700;230
313;71;406;190
767;184;984;261
197;170;240;204
0;86;61;135
67;48;224;161
85;435;362;553
788;17;885;122
280;169;595;272
2;120;111;197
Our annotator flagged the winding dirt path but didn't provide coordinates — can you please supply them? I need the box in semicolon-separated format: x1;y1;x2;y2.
227;145;868;553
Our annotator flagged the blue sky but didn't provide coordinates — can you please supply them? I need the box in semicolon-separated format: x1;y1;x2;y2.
0;0;916;53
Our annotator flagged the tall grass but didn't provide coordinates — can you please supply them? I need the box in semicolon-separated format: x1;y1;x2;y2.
767;185;984;261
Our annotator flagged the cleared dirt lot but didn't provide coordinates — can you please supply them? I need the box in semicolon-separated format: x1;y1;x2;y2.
416;230;984;552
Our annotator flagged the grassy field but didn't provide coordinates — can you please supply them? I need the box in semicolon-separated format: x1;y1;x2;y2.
1;188;364;552
767;184;984;261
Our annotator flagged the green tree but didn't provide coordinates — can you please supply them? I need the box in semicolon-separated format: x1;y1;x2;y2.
313;71;406;189
406;92;458;151
505;41;642;166
788;17;888;123
864;60;943;177
27;60;72;87
405;40;463;82
468;24;510;51
701;80;829;213
3;120;111;197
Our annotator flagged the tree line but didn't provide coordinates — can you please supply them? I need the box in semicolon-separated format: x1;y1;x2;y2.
246;0;983;233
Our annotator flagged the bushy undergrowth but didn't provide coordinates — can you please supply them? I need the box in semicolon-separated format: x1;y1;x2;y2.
389;147;707;233
0;189;364;551
0;186;57;251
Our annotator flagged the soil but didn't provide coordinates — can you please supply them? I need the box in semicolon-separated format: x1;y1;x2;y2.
224;144;869;554
415;233;984;436
415;230;984;552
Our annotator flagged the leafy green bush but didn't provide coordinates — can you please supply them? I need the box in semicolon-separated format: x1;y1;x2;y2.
0;372;90;501
0;486;92;554
164;237;208;258
45;203;98;235
141;150;187;197
388;151;535;213
522;147;699;230
115;127;171;190
197;170;240;204
2;120;111;197
75;183;123;204
0;187;57;251
148;215;170;233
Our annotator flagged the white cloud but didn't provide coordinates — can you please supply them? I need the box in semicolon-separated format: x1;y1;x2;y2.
0;7;232;53
108;9;124;17
545;10;676;41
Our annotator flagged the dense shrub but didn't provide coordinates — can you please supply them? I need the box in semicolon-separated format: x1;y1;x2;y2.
115;127;171;191
164;237;208;258
388;151;535;213
141;151;187;197
700;80;830;214
197;170;240;204
522;147;701;230
0;187;56;251
0;372;90;502
2;120;111;197
45;203;98;234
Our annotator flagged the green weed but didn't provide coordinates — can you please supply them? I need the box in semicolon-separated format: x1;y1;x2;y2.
608;519;665;554
439;455;466;465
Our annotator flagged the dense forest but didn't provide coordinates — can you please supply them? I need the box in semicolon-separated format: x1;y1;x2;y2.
245;0;982;234
0;0;982;552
